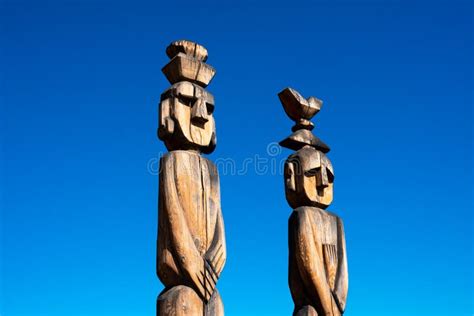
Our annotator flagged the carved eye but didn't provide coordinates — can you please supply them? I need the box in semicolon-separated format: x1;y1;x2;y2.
305;168;319;177
178;94;194;107
206;103;214;115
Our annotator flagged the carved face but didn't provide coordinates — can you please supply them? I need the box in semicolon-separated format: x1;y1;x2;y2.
284;146;334;209
158;81;216;153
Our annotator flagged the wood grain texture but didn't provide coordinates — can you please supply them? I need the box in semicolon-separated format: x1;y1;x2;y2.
158;81;216;154
162;53;216;87
280;129;330;153
157;151;226;300
284;146;334;210
288;207;348;316
279;87;349;316
166;40;209;62
278;87;322;123
156;40;225;316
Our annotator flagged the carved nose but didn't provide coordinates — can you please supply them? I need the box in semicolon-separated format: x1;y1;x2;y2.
316;166;329;189
191;98;209;126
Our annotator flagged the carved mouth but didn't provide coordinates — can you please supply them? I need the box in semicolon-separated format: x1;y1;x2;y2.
191;118;207;129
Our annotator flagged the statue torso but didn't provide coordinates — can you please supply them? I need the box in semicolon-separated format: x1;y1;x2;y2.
157;150;221;285
290;206;341;297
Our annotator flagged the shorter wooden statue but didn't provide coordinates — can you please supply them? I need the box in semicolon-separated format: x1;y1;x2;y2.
156;40;226;316
278;88;348;316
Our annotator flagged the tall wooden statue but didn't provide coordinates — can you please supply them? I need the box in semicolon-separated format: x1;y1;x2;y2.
278;88;349;316
156;40;226;316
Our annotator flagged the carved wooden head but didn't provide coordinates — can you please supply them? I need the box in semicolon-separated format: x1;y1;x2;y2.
158;81;216;153
284;146;334;209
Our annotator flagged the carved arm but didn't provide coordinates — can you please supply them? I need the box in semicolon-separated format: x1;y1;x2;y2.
333;217;348;313
294;209;341;315
160;156;215;302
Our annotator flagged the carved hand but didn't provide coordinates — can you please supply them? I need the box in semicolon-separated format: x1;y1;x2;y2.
333;290;345;313
186;258;217;303
206;243;225;278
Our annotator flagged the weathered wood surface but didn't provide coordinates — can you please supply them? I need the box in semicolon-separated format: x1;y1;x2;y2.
158;81;216;153
284;146;334;209
166;40;209;62
278;88;322;120
279;87;348;316
162;53;216;87
157;285;224;316
288;207;348;316
156;40;225;316
280;129;330;153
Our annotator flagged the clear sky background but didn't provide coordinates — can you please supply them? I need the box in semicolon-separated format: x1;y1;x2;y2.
1;0;473;315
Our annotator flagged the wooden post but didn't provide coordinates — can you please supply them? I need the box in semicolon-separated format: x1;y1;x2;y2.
278;88;349;316
156;40;226;316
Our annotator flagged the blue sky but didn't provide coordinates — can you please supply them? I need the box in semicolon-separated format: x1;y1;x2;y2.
1;0;472;315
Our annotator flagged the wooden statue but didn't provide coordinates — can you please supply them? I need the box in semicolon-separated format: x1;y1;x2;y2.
156;40;226;316
278;88;349;316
